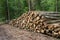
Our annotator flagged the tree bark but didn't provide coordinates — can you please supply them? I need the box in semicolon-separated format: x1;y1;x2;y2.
5;0;10;23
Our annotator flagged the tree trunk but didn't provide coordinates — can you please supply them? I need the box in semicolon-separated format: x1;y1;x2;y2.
5;0;10;23
56;0;58;12
28;0;31;11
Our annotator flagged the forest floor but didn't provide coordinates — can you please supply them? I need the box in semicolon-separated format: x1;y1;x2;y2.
0;24;60;40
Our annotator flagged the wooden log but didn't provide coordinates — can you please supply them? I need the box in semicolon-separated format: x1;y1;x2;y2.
46;20;60;24
42;12;60;20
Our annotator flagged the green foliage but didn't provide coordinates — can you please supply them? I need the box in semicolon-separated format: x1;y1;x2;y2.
0;0;6;22
34;0;41;10
8;0;28;19
40;0;56;11
0;0;60;22
57;0;60;12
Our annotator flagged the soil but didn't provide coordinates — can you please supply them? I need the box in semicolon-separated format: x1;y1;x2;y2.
0;24;60;40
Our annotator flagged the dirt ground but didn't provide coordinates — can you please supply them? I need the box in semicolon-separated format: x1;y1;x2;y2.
0;24;60;40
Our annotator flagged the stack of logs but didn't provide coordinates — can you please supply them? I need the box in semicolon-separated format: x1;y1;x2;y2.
9;11;60;38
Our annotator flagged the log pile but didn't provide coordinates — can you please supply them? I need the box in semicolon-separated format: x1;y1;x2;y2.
9;11;60;38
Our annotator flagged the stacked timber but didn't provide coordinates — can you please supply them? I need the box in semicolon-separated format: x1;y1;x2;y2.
9;11;60;38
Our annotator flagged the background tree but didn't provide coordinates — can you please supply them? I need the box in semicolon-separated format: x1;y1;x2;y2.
0;0;60;22
5;0;10;22
57;0;60;12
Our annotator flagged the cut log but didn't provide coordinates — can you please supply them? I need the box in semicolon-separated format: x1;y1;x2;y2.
9;11;60;38
46;20;60;24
